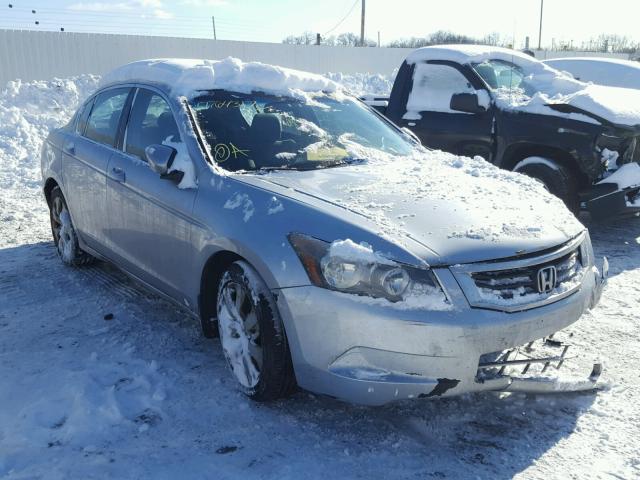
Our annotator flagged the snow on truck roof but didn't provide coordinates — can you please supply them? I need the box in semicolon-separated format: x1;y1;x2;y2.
100;57;341;98
405;44;539;67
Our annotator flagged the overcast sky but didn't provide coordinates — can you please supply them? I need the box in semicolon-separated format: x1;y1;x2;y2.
2;0;639;48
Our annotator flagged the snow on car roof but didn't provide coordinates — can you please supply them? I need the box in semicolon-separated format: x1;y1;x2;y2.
100;57;341;98
405;44;539;67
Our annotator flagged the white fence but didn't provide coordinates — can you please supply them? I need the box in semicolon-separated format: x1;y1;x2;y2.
0;30;411;85
0;29;635;85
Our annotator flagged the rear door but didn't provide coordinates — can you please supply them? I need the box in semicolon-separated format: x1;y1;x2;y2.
106;87;197;300
62;87;132;251
401;61;494;160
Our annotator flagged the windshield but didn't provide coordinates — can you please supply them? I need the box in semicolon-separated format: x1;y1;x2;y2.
471;59;584;100
189;91;415;172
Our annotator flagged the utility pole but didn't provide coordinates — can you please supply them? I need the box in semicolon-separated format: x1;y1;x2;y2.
377;31;380;47
537;0;543;50
360;0;365;47
212;16;217;40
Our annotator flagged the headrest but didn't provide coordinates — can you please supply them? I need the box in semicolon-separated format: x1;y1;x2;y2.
250;113;281;143
157;111;179;140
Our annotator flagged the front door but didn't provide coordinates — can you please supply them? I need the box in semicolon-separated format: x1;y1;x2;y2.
106;88;197;301
402;62;494;160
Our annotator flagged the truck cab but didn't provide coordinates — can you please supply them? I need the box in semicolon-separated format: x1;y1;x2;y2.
368;45;640;220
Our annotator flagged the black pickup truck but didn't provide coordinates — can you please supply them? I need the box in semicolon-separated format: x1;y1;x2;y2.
364;45;640;220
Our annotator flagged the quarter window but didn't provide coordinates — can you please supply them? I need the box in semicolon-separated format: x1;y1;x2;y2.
84;88;130;146
125;89;181;160
75;98;94;135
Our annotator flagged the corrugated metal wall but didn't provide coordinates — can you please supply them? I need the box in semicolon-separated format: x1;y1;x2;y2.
0;29;411;84
0;29;633;85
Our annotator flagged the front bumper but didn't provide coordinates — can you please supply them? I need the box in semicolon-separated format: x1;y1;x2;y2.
275;261;607;406
582;182;640;221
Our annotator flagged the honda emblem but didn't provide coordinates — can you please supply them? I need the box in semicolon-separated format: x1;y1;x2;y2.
536;266;557;293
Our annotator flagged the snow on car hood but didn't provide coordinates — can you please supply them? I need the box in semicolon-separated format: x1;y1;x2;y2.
498;82;640;127
248;150;584;265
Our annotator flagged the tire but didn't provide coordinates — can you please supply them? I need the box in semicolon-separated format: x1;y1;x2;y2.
216;260;296;401
513;157;579;213
49;187;95;266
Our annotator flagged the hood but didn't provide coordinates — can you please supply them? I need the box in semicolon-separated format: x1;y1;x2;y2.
555;84;640;127
495;68;640;127
240;151;584;266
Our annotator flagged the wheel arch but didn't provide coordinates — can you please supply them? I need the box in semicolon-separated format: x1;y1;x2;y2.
198;250;244;325
501;143;590;188
43;177;60;207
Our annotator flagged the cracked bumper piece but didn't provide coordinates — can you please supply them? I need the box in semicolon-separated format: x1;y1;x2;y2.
275;265;603;406
583;183;640;221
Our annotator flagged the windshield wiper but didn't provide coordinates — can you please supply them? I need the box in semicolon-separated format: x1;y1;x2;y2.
257;157;366;173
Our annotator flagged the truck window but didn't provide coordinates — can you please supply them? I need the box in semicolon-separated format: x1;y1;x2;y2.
405;63;474;117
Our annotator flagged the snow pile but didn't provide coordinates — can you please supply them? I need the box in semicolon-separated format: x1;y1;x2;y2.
0;75;100;189
101;57;341;101
0;75;100;246
324;71;395;96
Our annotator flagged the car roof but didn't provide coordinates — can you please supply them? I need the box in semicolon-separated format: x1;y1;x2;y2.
99;57;341;99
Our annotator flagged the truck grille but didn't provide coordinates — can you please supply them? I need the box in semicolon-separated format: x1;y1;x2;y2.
472;248;582;300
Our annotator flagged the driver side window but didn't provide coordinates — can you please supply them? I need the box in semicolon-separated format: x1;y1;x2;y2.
406;63;474;115
125;89;181;161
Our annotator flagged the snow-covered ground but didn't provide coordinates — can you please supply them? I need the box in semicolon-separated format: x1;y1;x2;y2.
1;75;639;479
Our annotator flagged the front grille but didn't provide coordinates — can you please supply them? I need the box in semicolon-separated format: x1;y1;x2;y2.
472;248;582;301
449;233;588;312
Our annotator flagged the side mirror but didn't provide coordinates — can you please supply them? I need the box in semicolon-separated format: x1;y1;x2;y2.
450;93;486;114
145;144;176;175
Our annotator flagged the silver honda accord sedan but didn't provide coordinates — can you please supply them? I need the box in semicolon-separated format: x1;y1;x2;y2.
41;59;607;405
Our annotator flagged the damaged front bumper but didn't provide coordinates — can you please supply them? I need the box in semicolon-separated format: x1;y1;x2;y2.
583;163;640;221
275;257;608;406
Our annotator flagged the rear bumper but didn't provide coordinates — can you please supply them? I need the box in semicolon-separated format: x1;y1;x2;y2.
275;262;606;406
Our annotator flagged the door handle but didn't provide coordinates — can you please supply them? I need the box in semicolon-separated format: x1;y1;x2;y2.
109;166;126;183
63;141;75;155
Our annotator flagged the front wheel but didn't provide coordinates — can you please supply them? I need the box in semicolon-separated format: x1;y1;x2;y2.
49;187;95;266
216;260;296;401
513;157;579;213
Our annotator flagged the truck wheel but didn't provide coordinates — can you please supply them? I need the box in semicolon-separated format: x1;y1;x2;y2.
514;157;579;213
49;187;95;266
216;260;296;401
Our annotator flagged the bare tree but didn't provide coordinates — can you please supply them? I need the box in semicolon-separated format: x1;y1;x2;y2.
282;31;316;45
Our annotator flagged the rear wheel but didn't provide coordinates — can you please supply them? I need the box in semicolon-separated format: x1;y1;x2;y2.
513;157;579;213
216;261;296;401
49;187;95;266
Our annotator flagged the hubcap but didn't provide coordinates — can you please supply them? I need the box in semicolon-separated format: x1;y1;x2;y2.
217;276;262;388
50;197;75;262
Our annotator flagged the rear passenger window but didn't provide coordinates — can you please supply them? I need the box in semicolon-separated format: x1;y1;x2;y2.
84;88;130;147
125;89;181;160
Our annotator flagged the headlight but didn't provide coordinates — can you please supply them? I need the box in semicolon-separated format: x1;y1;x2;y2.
288;233;446;304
